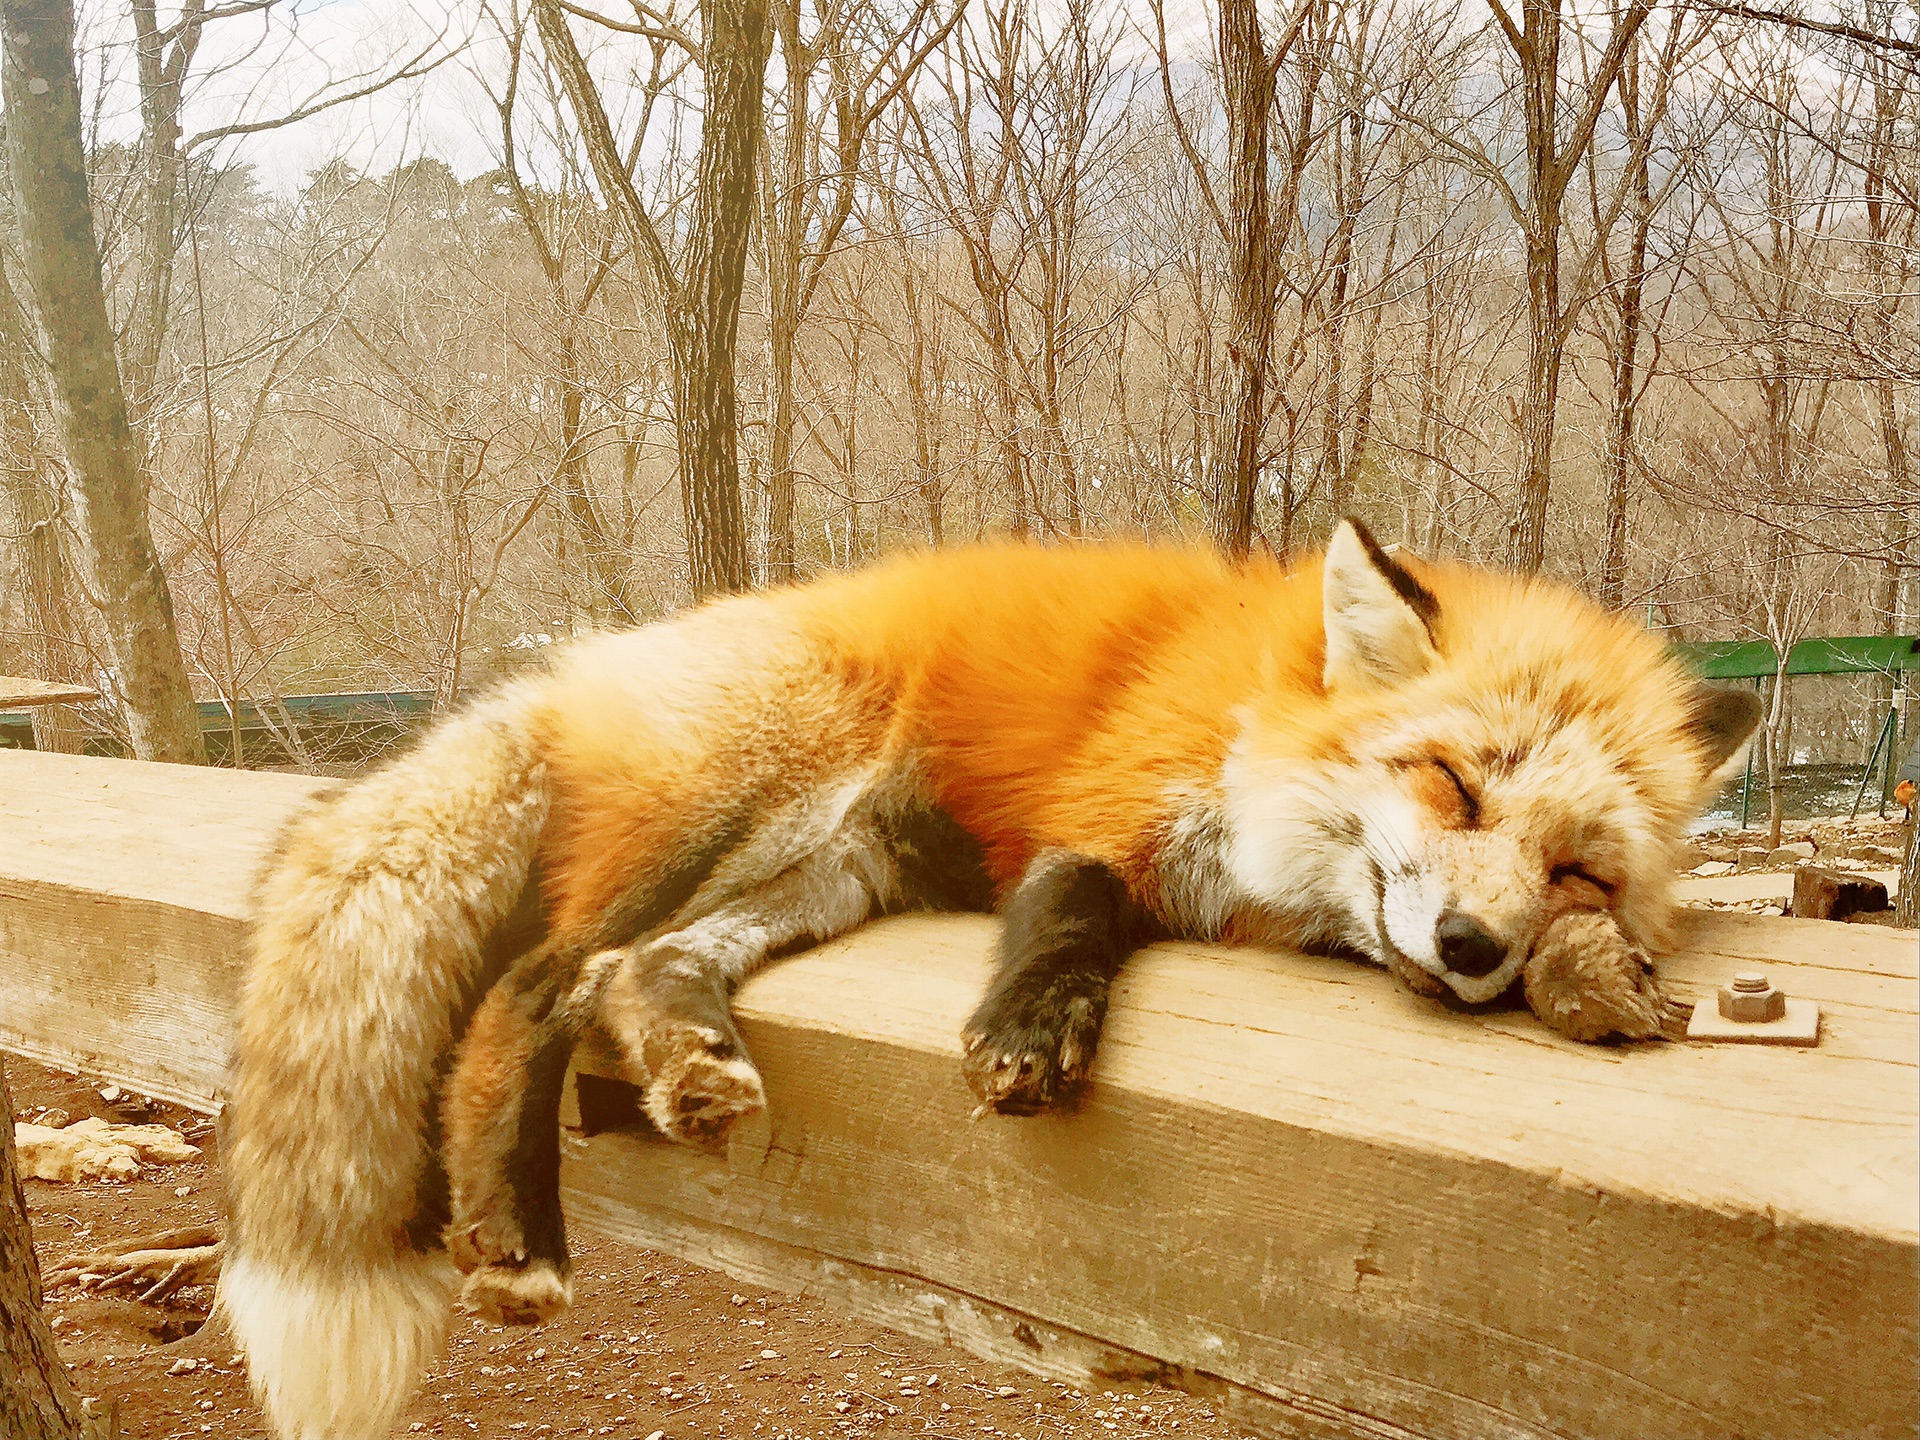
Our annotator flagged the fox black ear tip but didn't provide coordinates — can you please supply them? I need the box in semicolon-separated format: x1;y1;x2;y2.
1686;682;1765;769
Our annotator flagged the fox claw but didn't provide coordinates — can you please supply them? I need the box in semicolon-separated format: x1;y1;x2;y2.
960;993;1101;1116
639;1027;768;1149
1524;911;1685;1043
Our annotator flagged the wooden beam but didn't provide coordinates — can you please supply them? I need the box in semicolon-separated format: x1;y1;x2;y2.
0;677;100;709
0;751;328;1109
1;750;1915;1439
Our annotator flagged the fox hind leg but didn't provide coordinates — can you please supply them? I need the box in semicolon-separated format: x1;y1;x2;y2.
600;845;893;1147
963;851;1146;1116
440;940;584;1326
601;931;769;1149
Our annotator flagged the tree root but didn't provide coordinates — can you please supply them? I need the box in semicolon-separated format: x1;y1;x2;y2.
44;1226;224;1306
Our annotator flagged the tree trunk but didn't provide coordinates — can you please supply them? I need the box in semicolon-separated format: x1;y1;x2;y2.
765;316;799;580
759;0;808;583
1497;0;1651;574
1212;0;1276;561
1598;37;1648;610
555;333;636;624
123;0;199;433
534;0;762;601
1512;222;1562;573
2;0;204;763
1895;802;1919;930
672;0;769;599
0;264;84;754
1;1055;105;1439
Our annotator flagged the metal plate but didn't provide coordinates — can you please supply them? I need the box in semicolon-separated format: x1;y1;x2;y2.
1687;996;1821;1046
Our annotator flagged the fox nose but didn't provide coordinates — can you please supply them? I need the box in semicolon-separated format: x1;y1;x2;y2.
1435;911;1506;978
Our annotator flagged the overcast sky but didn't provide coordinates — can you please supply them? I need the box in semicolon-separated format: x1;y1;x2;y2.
77;0;1217;195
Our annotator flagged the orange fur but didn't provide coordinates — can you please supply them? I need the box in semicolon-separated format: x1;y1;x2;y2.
526;540;1720;947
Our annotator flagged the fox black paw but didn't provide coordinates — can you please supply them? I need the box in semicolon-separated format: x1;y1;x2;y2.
961;992;1103;1116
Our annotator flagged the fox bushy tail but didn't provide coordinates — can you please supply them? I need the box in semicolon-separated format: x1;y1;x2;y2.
220;697;550;1440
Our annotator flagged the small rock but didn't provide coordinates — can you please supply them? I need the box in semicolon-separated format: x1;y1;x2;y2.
1689;861;1736;877
98;1085;121;1103
1770;840;1817;863
38;1108;70;1130
730;1294;747;1306
1735;847;1770;871
760;1349;779;1360
646;1432;667;1440
15;1117;200;1182
167;1358;199;1376
996;1386;1018;1398
174;1185;192;1198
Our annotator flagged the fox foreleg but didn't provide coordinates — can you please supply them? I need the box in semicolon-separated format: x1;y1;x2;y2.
1522;910;1691;1043
963;851;1149;1116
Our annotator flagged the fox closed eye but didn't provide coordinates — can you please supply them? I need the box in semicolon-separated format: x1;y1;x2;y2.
1549;862;1614;896
1430;759;1480;827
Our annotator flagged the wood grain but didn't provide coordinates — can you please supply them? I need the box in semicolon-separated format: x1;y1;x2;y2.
2;749;1914;1439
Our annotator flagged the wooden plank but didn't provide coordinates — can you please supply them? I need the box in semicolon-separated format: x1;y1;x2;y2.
1;749;1915;1439
0;676;100;709
0;750;330;1109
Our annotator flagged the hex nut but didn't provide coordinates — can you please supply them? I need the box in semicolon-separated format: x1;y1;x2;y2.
1718;972;1787;1023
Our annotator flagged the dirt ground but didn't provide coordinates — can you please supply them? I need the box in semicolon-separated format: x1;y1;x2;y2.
11;1058;1252;1440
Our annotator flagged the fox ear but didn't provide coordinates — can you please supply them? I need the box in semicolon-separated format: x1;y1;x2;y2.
1322;518;1439;691
1684;683;1763;777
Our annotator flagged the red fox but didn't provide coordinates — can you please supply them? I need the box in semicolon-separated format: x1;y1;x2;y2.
220;521;1757;1438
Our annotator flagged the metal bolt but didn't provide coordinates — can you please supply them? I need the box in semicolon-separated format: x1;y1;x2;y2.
1719;971;1787;1023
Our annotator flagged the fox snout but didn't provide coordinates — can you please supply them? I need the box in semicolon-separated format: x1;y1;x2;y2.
1378;830;1552;1004
1434;910;1506;978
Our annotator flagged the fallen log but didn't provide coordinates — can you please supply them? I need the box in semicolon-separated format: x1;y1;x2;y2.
1;750;1915;1440
1791;864;1891;921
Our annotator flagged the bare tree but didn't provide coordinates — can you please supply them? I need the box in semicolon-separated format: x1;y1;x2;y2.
536;0;769;598
758;0;958;578
3;0;204;762
1475;0;1655;570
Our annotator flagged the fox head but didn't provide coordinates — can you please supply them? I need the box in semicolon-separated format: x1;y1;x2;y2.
1227;519;1761;1006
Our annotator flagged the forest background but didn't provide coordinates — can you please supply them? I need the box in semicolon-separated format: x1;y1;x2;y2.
0;0;1913;788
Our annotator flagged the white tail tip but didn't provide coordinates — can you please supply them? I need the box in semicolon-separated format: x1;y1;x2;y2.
221;1250;456;1440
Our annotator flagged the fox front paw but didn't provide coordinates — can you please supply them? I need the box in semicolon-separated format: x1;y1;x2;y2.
1523;911;1689;1043
961;991;1103;1116
638;1023;768;1149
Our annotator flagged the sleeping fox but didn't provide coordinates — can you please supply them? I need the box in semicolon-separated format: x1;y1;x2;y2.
220;521;1758;1439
